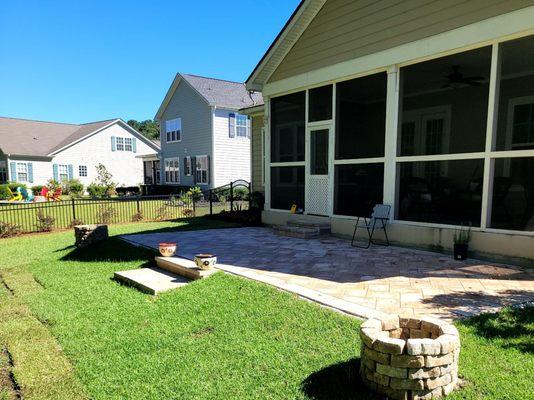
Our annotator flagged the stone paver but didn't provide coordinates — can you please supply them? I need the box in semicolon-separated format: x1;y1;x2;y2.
121;227;534;320
114;267;189;295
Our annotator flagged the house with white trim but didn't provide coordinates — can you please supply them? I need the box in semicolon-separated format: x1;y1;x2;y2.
155;73;262;189
0;117;160;188
244;0;534;262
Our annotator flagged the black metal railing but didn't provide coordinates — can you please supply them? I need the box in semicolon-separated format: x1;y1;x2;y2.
204;180;251;215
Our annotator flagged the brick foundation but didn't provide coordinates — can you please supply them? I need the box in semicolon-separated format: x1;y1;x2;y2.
360;316;460;400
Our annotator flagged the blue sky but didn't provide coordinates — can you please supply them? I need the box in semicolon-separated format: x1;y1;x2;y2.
0;0;299;123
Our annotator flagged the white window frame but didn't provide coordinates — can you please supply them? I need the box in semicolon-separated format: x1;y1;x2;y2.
235;114;248;138
195;155;209;184
16;162;28;182
58;164;69;181
79;165;88;177
184;156;192;176
165;118;182;143
264;32;534;236
164;157;180;184
124;137;133;152
116;137;124;151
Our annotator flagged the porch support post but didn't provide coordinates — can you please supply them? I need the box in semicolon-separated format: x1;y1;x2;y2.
383;65;400;219
481;43;501;230
264;97;271;211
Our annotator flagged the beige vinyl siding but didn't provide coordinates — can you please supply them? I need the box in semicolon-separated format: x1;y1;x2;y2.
251;115;265;193
269;0;534;82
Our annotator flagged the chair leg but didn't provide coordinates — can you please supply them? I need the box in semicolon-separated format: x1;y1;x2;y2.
350;217;360;247
352;218;371;249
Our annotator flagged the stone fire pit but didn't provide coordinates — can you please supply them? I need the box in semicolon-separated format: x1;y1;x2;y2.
360;315;460;400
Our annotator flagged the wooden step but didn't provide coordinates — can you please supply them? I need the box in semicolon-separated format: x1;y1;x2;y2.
155;256;218;280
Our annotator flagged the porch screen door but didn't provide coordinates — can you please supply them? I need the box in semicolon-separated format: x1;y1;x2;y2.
306;128;330;215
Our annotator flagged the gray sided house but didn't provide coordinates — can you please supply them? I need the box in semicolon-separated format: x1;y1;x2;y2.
155;73;263;189
245;0;534;262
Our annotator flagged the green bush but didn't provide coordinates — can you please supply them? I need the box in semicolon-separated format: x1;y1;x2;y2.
31;185;45;195
0;221;21;238
35;211;55;232
86;184;107;198
62;179;84;197
0;183;27;200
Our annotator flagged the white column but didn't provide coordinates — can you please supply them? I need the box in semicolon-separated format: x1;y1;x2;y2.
481;43;501;229
328;84;336;216
383;66;400;219
264;97;271;210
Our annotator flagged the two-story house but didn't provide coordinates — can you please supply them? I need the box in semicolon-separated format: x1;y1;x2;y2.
155;73;263;189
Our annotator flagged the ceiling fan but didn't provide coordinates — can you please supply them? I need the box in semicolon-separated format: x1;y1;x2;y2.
442;65;485;88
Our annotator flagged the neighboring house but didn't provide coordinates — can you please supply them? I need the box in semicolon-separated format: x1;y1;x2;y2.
245;0;534;261
155;73;263;189
0;117;160;187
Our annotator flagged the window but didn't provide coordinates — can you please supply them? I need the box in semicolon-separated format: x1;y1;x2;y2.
58;165;69;181
271;92;305;162
16;163;28;182
116;137;124;151
271;166;305;210
79;165;87;177
334;164;384;217
195;155;209;184
0;161;6;183
165;118;182;142
236;114;248;138
164;158;180;183
124;138;133;152
309;85;333;122
336;72;387;159
184;156;192;176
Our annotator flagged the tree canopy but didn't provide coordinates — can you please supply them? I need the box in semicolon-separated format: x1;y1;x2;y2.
127;119;159;140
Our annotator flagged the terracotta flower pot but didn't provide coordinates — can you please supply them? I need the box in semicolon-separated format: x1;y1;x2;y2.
159;242;177;257
194;254;217;270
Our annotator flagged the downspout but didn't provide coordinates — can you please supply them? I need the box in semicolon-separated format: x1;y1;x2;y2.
211;106;216;189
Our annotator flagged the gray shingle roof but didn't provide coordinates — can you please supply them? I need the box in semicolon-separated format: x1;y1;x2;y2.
0;117;117;157
180;74;264;110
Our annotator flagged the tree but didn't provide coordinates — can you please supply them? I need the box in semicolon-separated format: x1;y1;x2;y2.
127;119;160;140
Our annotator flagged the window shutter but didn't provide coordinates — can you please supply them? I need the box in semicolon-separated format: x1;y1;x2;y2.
27;163;34;183
111;136;116;151
229;113;236;138
191;156;197;184
9;162;17;182
206;155;211;185
52;164;59;181
246;116;251;139
68;164;73;180
132;138;137;153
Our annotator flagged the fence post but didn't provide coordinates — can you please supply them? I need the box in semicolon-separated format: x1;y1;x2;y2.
230;181;234;212
248;182;252;210
136;195;141;214
71;198;76;221
209;189;213;215
192;192;196;215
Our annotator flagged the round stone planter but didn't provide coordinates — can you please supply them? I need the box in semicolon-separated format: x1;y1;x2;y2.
360;315;460;400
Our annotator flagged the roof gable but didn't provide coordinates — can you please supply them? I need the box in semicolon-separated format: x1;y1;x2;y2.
155;73;263;120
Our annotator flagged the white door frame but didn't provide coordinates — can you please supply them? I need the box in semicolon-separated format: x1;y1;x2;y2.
305;122;333;216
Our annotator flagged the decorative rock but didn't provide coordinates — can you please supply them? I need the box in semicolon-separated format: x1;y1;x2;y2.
408;367;441;379
361;318;382;330
409;329;428;339
361;357;376;371
391;354;425;368
381;315;400;331
74;224;108;248
390;328;403;339
440;364;457;375
363;347;390;365
363;366;390;387
360;328;388;347
413;387;443;400
425;353;454;368
400;316;421;329
436;334;460;354
440;324;460;337
407;339;440;355
374;336;405;354
442;381;456;396
383;387;409;400
376;363;408;379
390;377;425;390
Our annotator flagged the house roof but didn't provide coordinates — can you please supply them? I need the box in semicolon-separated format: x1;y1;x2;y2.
155;73;263;120
245;0;326;91
0;117;159;157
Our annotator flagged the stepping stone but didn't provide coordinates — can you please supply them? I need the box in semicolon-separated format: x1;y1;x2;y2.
155;256;218;280
114;267;189;295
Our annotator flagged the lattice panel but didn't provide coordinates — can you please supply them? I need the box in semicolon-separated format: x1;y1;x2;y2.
306;175;329;215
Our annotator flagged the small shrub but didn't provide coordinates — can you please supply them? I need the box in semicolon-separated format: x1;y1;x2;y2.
155;204;172;221
96;204;117;224
0;221;21;238
62;179;84;197
31;185;45;195
131;211;144;222
208;209;262;226
87;184;107;198
233;187;249;201
46;179;61;192
35;211;55;232
116;186;141;197
70;218;84;228
182;208;195;218
251;191;265;211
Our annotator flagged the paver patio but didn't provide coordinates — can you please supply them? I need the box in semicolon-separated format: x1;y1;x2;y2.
121;227;534;321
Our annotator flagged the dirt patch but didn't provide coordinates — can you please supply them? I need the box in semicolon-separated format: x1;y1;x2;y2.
0;346;21;399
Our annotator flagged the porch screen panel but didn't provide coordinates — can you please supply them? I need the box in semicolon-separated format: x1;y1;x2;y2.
335;72;386;159
397;159;484;226
334;163;384;217
399;46;491;156
270;166;305;210
271;92;305;162
309;85;333;122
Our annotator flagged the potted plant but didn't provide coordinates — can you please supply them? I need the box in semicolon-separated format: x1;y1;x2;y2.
453;224;471;260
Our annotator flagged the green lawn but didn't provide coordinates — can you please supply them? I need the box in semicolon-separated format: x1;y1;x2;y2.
0;219;532;399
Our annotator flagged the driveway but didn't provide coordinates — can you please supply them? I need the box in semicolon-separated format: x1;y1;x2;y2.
121;227;534;321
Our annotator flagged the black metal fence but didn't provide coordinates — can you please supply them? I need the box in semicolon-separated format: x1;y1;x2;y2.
0;180;251;234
